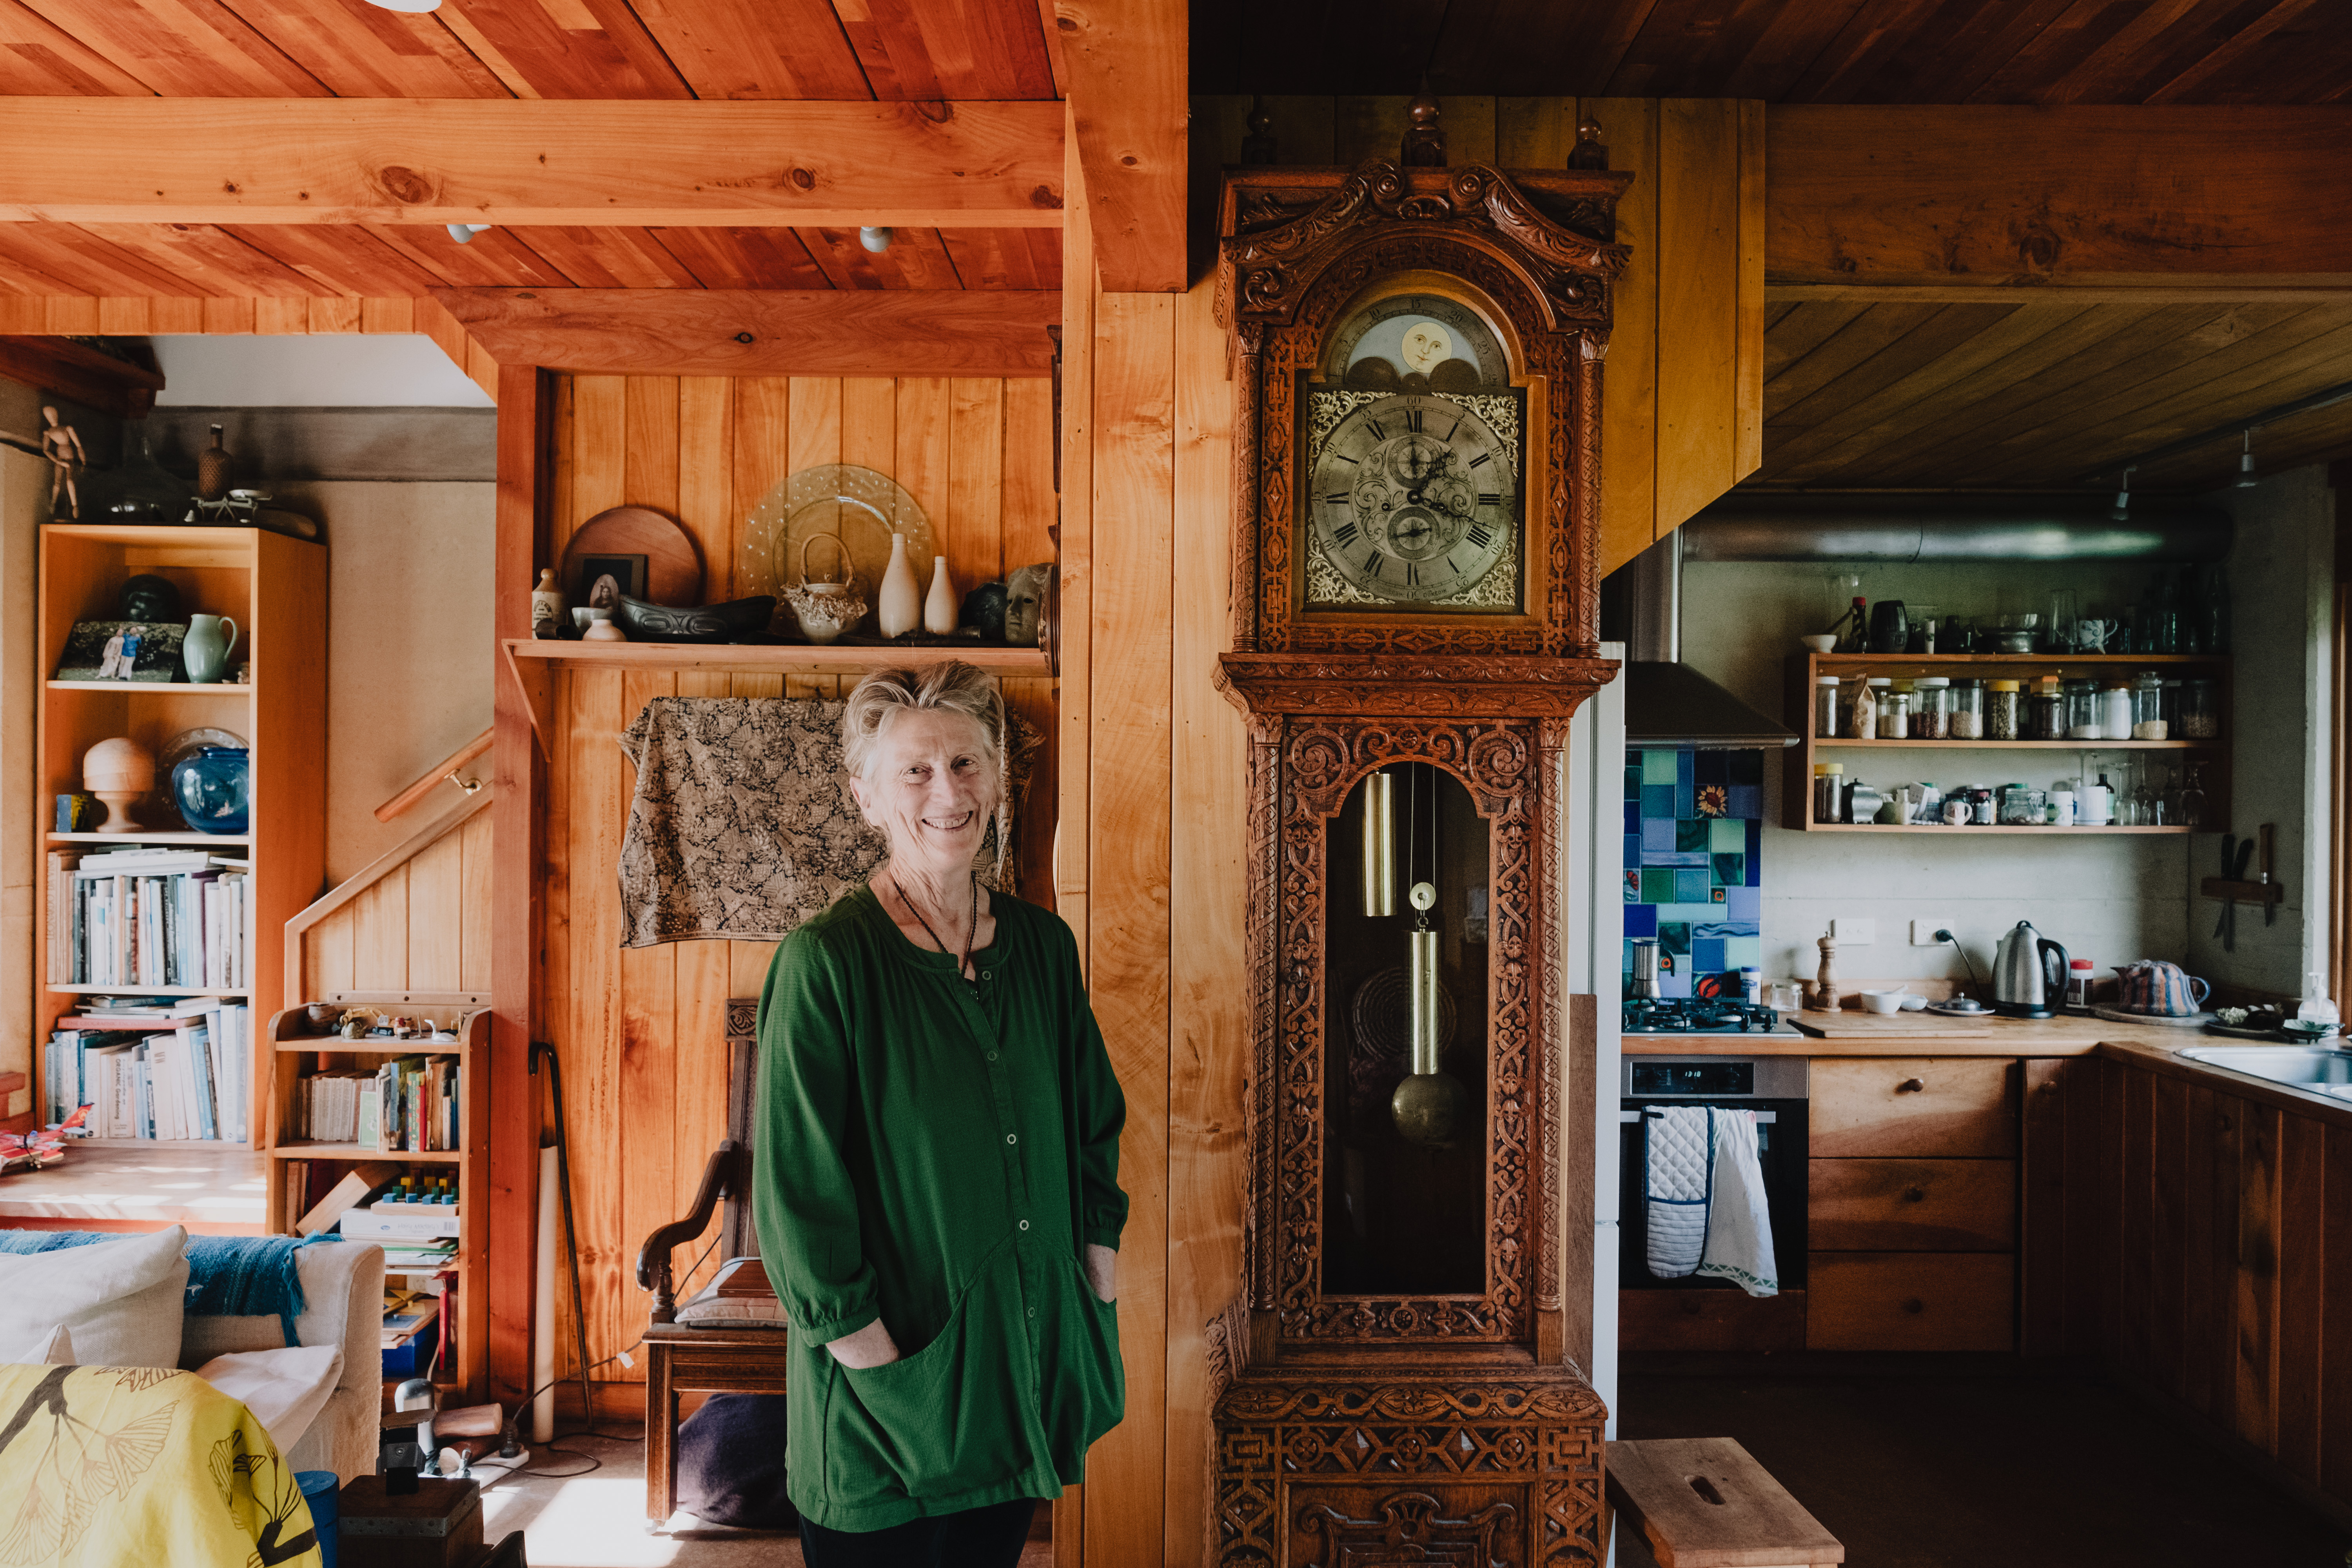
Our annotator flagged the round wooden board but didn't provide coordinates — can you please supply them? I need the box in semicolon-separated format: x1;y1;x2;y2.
560;506;705;608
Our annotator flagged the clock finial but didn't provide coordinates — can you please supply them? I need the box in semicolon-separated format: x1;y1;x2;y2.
1567;114;1609;171
1241;96;1278;166
1401;83;1446;167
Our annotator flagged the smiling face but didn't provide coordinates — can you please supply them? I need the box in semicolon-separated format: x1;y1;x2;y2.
1398;321;1453;376
847;706;999;881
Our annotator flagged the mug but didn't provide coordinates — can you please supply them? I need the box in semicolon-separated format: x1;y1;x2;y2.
2114;959;2210;1017
1943;797;1971;826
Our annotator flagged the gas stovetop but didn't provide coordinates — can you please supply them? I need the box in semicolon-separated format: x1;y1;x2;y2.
1622;998;1787;1035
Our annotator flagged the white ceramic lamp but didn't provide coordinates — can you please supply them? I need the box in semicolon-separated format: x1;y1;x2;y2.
83;737;155;834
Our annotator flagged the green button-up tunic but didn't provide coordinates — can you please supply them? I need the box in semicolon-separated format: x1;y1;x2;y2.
753;884;1129;1532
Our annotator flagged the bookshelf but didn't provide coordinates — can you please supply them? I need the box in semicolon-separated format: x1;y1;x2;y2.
267;997;489;1400
34;524;326;1153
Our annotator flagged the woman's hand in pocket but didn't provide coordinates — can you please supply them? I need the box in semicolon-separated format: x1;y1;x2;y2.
1084;1243;1117;1304
824;1318;902;1369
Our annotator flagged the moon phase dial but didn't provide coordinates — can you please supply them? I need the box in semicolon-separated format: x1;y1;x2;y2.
1310;392;1517;605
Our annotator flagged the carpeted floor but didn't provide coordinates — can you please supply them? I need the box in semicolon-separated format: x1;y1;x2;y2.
464;1432;1054;1568
1619;1354;2350;1568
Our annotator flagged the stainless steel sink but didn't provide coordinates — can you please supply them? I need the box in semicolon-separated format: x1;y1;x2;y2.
2176;1045;2352;1099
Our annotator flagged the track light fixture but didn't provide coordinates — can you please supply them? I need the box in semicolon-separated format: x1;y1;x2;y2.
366;0;440;11
859;227;894;254
447;223;492;244
2236;428;2259;488
2109;466;2134;522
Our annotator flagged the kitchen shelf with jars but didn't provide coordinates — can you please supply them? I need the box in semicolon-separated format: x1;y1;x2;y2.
1781;651;2230;834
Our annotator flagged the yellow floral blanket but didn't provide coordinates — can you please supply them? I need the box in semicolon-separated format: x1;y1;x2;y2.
0;1365;321;1568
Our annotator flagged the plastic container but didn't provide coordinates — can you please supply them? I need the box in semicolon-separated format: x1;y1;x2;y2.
1987;679;2022;741
1740;967;1762;1004
2028;676;2066;740
2179;677;2220;739
2099;681;2134;740
1814;675;1842;737
1813;762;1844;824
2065;958;2096;1012
1950;681;1984;739
1876;682;1911;739
2130;671;2168;739
1913;677;1951;739
296;1471;340;1568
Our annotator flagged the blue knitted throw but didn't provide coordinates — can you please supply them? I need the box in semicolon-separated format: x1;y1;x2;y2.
0;1230;340;1345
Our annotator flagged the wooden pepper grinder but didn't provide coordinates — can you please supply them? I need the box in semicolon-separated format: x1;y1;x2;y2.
1811;929;1840;1011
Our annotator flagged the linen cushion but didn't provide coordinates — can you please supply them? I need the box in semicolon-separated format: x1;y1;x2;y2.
676;1394;797;1528
0;1224;188;1367
194;1344;345;1454
673;1257;788;1328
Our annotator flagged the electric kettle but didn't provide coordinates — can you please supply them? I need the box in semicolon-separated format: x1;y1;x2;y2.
1992;920;2071;1019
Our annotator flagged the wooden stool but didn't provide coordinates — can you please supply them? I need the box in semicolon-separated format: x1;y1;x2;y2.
1606;1438;1843;1568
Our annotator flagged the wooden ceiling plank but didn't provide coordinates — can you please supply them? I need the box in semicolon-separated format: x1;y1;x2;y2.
436;287;1058;375
647;225;833;290
624;0;872;99
359;222;575;288
1760;301;1947;408
213;0;511;97
75;219;336;295
1056;0;1185;292
2025;0;2207;105
0;0;162;93
1830;0;2051;103
2147;0;2331;102
1606;0;1801;100
0;234;93;295
0;99;1066;227
17;0;330;97
2139;401;2352;488
1759;301;2103;479
1767;301;2024;432
938;226;1062;290
833;0;945;100
500;225;700;289
926;0;1058;98
1759;300;1870;381
427;4;541;98
430;0;688;98
1032;0;1065;95
0;221;218;295
1779;0;1951;102
218;221;448;295
795;225;964;290
1714;0;1877;101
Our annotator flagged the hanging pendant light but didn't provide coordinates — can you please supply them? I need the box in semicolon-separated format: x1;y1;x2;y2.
2109;466;2135;521
2236;429;2259;488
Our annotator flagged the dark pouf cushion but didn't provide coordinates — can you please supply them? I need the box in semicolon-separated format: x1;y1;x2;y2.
676;1393;798;1529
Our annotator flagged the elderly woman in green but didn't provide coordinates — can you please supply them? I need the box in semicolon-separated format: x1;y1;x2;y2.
755;660;1127;1567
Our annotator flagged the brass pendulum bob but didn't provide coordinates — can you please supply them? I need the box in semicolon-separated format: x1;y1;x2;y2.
1391;880;1470;1149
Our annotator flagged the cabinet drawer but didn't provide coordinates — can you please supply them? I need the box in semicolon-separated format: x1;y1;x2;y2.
1809;1158;2017;1251
1806;1252;2014;1351
1809;1057;2019;1158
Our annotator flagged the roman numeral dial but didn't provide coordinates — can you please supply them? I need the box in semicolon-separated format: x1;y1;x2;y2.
1308;391;1518;605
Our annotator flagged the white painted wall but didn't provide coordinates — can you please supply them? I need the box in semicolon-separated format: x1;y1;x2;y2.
152;336;493;409
0;380;44;1119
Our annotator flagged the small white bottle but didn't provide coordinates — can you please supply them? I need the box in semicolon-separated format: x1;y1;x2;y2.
2079;774;2113;826
924;555;958;635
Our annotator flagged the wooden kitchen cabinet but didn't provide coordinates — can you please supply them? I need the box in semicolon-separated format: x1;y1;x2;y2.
1809;1157;2017;1250
1811;1057;2020;1158
1808;1252;2016;1352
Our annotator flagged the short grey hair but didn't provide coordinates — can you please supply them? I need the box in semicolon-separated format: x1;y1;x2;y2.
840;660;1005;782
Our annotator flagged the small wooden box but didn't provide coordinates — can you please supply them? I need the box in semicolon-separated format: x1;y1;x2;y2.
1606;1437;1842;1568
335;1475;484;1568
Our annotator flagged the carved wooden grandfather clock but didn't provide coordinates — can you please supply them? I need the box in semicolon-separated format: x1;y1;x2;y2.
1205;107;1630;1568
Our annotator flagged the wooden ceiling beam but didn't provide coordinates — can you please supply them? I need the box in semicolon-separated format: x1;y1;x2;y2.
1054;0;1187;292
433;287;1060;376
0;336;164;419
1769;105;2352;289
0;100;1065;229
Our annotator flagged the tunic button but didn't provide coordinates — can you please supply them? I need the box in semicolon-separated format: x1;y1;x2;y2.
1019;1220;1030;1231
982;970;992;981
987;1051;999;1062
1006;1133;1018;1145
1028;1307;1037;1318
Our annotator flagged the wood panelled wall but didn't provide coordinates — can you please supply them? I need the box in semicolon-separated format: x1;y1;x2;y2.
294;798;494;1004
537;370;1058;1375
1188;94;1765;578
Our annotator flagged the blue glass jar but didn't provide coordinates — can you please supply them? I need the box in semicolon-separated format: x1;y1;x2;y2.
171;746;249;836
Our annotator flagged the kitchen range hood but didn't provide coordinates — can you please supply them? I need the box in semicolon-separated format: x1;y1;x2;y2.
1609;530;1798;750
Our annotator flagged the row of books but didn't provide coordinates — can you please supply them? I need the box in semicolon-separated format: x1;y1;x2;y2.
291;1056;463;1153
48;846;250;990
42;998;252;1143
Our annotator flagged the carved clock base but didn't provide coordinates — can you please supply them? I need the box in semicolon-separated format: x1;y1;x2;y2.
1207;1343;1607;1566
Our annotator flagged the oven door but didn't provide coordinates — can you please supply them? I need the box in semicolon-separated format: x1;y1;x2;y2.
1618;1097;1808;1290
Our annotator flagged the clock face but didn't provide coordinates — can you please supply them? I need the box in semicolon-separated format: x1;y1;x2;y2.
1308;392;1518;604
1322;290;1510;392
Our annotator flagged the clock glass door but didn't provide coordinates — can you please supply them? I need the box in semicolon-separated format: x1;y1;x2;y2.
1322;763;1492;1297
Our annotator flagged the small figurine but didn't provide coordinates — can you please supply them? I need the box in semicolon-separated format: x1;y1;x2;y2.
1401;87;1445;167
41;407;86;520
340;1008;376;1040
1566;115;1610;171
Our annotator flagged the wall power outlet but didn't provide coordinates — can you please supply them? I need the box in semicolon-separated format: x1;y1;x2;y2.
1912;919;1954;947
1831;917;1877;945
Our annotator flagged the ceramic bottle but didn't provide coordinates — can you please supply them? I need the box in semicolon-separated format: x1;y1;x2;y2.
196;425;231;502
183;614;239;684
924;556;957;635
877;535;921;639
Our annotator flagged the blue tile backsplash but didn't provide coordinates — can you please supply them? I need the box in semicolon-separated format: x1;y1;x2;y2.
1623;748;1764;998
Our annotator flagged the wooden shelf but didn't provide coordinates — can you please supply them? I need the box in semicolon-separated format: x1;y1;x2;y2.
46;984;250;996
274;1038;467;1053
1813;738;2217;750
1804;824;2194;835
45;681;251;693
1806;652;2230;666
503;637;1051;674
270;1141;461;1162
49;832;249;845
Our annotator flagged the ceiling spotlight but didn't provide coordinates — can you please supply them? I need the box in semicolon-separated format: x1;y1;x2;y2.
858;227;893;254
366;0;441;10
2109;466;2134;522
2236;429;2259;488
446;223;492;244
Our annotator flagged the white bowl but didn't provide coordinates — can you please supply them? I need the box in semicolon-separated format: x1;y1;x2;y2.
1799;634;1837;654
1898;994;1929;1011
1858;988;1909;1015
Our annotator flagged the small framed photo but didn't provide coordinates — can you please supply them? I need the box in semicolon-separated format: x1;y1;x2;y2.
55;620;187;682
573;554;647;604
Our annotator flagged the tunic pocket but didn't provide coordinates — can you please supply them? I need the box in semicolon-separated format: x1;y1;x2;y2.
1060;1256;1125;1452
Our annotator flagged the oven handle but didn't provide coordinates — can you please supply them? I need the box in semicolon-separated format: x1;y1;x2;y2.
1620;1109;1778;1123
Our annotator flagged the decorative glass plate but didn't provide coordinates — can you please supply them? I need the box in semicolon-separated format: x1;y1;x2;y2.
741;465;936;618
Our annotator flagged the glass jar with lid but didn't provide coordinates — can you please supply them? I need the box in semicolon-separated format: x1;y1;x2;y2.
2065;678;2102;739
1949;680;1984;739
1812;762;1844;823
2130;671;2168;739
1998;784;2047;825
1913;676;1951;739
2027;676;2066;740
1813;675;1841;737
2099;680;2134;740
1987;679;2022;741
2179;677;2220;739
1877;680;1912;739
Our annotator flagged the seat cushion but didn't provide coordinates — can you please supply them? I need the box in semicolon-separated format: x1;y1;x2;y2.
194;1344;345;1455
674;1257;787;1329
677;1394;797;1528
0;1224;188;1367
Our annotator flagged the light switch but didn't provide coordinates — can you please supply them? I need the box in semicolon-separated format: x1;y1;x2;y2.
1832;917;1877;945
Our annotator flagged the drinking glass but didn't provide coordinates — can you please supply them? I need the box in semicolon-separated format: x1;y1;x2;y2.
2047;590;2077;655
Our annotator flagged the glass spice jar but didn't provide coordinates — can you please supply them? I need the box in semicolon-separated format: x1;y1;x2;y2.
1814;675;1841;738
1949;680;1984;739
1913;676;1951;739
1998;784;2047;826
2179;677;2220;739
1987;679;2022;741
1813;762;1845;824
1877;681;1912;739
2065;678;2102;739
2131;671;2169;739
2028;676;2066;740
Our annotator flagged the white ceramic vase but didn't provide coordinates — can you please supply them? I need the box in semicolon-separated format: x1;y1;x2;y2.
924;556;957;635
877;535;921;639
